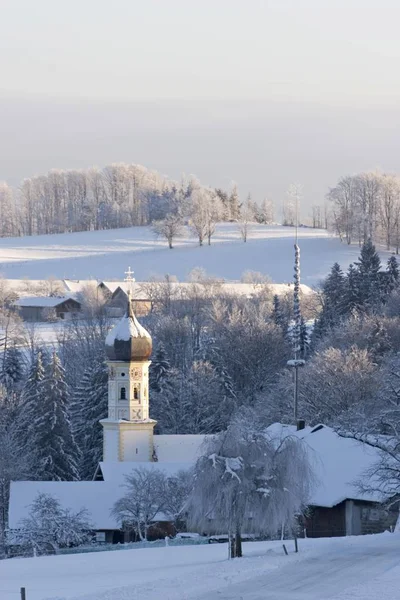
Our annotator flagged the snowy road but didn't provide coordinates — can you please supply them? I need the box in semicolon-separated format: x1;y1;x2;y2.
204;535;400;599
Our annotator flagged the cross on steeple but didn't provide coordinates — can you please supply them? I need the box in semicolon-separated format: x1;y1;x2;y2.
124;267;135;299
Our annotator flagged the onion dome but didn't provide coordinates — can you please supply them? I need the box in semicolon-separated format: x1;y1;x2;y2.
105;298;152;361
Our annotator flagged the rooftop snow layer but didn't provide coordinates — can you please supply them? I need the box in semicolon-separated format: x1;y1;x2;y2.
14;295;77;308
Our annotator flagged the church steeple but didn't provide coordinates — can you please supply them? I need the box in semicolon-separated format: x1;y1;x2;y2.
101;271;156;462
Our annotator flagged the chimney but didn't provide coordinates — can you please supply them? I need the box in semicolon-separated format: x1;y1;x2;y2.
297;419;305;431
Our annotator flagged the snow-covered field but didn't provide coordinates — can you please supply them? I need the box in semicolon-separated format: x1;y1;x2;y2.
2;533;400;600
0;224;387;285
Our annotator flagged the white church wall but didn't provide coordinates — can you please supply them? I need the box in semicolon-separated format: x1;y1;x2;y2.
103;428;120;462
121;429;152;461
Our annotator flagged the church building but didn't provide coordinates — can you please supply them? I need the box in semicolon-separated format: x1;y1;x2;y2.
8;296;398;542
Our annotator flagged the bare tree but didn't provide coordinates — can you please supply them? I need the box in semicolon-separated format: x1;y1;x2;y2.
112;467;167;541
152;214;184;249
238;194;253;242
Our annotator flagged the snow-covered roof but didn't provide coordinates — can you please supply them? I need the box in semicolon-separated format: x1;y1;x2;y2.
63;280;95;292
97;461;191;482
9;481;121;530
266;423;385;507
155;434;207;462
14;296;79;308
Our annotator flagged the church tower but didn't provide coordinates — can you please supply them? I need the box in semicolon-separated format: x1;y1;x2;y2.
101;276;156;462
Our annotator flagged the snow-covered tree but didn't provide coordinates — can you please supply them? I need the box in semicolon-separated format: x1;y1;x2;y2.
13;493;92;555
71;359;108;480
354;238;382;312
0;427;31;557
152;214;184;249
187;411;313;557
238;194;253;242
112;467;167;541
164;469;193;531
17;349;46;451
32;352;80;481
150;342;172;393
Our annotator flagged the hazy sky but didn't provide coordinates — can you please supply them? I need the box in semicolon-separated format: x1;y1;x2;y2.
1;0;400;213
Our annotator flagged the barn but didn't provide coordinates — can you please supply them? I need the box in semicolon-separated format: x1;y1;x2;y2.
14;296;81;321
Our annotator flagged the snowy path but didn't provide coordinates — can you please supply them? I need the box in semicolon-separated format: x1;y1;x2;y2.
203;535;400;599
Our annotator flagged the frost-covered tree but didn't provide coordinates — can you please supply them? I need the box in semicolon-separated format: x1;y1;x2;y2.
238;194;253;242
112;467;167;541
164;469;193;531
354;238;382;312
229;184;240;220
71;359;108;480
187;412;313;558
17;349;46;451
386;255;400;296
32;352;79;481
1;344;24;396
0;427;31;558
152;214;184;249
13;493;92;555
321;262;346;326
150;342;172;393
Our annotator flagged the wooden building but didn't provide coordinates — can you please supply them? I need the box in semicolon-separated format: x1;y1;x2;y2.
14;296;81;321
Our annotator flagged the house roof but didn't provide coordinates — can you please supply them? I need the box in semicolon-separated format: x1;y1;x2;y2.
9;425;387;531
9;481;121;530
14;296;79;308
265;423;385;507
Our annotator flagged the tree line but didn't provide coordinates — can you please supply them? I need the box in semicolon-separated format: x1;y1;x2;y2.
327;171;400;251
0;164;274;238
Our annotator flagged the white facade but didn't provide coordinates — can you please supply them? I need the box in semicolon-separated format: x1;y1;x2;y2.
101;349;156;463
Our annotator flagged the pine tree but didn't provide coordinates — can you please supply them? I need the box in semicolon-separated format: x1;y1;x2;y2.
321;263;346;326
33;352;79;481
386;255;400;296
71;360;108;480
354;238;382;312
150;343;171;393
229;184;240;220
18;350;46;450
1;344;24;394
343;263;362;315
272;294;285;329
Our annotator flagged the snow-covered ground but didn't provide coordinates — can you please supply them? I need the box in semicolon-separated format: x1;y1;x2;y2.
0;224;387;285
2;533;400;600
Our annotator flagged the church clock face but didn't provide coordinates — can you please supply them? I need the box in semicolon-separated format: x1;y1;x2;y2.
131;367;142;380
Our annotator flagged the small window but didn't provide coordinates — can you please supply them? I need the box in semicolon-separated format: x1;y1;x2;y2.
121;372;125;377
134;386;139;400
120;387;126;400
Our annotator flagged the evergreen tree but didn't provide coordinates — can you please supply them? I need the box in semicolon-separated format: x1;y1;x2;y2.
321;263;346;326
18;350;46;450
386;255;400;296
272;294;285;329
1;344;24;394
71;359;108;480
150;343;171;393
229;184;240;220
354;238;382;312
33;352;79;481
343;263;362;315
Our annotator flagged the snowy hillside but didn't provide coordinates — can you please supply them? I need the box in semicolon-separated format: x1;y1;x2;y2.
2;533;400;600
0;224;389;284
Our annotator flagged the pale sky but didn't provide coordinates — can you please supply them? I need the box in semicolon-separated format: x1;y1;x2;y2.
1;0;400;212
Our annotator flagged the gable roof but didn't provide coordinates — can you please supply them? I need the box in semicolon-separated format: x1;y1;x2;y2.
14;296;80;308
266;423;385;507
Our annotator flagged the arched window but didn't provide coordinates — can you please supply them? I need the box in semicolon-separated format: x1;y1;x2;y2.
134;386;139;400
120;387;126;400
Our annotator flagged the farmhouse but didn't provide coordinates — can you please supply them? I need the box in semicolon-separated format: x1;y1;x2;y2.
14;296;81;321
8;297;397;541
